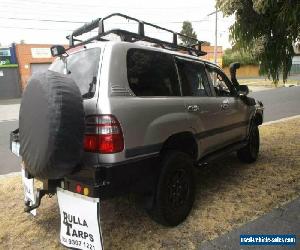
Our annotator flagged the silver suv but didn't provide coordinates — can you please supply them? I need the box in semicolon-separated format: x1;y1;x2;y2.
11;13;263;226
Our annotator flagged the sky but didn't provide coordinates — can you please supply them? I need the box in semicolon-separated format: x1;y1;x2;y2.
0;0;235;48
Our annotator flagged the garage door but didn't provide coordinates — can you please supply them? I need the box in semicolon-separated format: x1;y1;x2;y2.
30;63;51;75
0;68;21;99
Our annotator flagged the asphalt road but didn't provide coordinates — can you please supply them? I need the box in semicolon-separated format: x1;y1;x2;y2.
0;120;20;174
0;86;299;175
250;86;300;122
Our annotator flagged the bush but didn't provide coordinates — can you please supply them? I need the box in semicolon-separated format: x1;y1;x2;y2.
222;48;259;67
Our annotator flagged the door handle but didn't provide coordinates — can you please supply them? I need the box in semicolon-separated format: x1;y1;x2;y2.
221;99;229;110
221;103;229;109
187;105;200;112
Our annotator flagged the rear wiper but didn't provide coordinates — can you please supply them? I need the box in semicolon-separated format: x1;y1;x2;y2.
82;76;97;98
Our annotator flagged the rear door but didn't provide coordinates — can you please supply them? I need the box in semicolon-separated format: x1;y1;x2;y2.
175;57;224;156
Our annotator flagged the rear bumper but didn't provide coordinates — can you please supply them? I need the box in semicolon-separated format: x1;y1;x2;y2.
11;127;160;200
63;154;160;199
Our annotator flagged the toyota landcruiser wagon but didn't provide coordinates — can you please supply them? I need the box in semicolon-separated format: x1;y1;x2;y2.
11;13;263;233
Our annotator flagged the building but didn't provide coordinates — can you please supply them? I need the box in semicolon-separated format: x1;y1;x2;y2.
291;41;300;74
201;45;223;66
291;54;300;75
15;44;56;90
0;44;21;99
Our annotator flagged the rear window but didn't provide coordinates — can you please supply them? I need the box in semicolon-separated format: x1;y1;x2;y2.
127;49;180;96
49;48;101;98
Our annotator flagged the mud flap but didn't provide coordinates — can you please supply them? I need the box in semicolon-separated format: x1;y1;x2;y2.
57;188;104;250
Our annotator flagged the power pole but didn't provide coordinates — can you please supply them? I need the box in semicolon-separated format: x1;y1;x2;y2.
214;5;218;64
208;5;219;65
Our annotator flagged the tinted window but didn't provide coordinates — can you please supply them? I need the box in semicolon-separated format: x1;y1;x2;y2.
176;59;211;97
49;48;101;98
127;49;180;96
206;66;236;97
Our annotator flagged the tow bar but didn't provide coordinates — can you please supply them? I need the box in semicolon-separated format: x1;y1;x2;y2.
24;189;47;213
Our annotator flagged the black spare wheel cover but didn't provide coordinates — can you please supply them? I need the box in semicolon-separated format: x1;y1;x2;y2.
19;70;85;179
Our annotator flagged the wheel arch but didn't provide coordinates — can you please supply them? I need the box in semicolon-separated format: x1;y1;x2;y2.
160;132;198;161
253;112;263;126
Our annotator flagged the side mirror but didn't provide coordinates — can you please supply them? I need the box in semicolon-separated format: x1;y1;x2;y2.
238;85;249;96
50;45;66;57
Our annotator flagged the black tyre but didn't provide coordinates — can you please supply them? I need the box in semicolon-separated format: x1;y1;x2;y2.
237;125;260;163
19;70;85;179
148;151;195;226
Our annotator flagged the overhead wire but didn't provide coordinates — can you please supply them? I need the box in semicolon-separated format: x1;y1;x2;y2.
0;0;212;10
0;0;231;45
0;16;210;25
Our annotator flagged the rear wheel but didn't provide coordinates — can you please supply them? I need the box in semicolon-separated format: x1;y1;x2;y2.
237;125;260;163
147;151;195;226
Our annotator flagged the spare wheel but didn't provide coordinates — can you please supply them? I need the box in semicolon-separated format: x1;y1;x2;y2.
19;70;85;179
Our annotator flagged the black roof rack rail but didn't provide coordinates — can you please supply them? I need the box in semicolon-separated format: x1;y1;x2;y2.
66;13;207;57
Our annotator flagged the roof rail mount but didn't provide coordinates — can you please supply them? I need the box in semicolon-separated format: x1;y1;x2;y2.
66;13;207;57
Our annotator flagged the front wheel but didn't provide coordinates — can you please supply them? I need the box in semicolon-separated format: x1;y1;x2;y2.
147;151;195;227
237;125;260;163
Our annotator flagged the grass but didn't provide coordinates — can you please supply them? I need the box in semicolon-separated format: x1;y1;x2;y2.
0;118;299;249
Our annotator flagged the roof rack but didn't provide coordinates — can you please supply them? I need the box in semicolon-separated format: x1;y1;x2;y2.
66;13;207;57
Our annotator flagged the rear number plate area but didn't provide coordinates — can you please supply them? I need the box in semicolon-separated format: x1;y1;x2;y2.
11;141;20;156
21;167;37;216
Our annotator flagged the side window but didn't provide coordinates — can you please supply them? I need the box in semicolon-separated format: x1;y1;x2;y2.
127;49;180;96
176;59;212;97
206;66;236;97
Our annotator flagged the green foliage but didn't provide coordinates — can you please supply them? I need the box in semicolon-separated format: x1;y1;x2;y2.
222;48;258;67
180;21;197;46
217;0;300;84
0;59;11;65
0;64;18;68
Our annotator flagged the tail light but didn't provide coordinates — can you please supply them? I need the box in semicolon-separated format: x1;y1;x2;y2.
84;115;124;154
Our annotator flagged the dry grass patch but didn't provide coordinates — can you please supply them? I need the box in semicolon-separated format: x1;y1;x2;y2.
0;119;299;250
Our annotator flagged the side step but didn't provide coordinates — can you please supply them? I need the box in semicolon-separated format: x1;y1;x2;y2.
197;141;247;166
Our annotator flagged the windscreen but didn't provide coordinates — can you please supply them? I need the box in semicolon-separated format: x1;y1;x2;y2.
49;48;101;98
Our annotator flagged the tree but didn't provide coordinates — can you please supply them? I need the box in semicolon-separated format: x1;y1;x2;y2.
217;0;300;84
180;21;197;46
